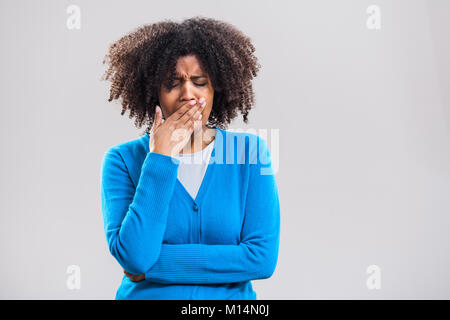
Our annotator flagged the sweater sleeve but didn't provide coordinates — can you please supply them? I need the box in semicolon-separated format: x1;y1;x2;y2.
144;137;280;284
100;149;180;275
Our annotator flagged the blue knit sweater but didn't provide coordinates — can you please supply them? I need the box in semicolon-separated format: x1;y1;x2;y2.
100;127;280;300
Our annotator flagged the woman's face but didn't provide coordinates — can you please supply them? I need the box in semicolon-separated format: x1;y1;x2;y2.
158;54;214;127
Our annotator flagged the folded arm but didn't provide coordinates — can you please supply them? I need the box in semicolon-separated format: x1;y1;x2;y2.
145;137;281;284
101;149;180;275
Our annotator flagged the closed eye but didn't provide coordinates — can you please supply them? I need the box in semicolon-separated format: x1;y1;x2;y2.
167;82;207;89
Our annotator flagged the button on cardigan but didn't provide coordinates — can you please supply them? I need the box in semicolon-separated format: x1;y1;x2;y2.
100;126;280;300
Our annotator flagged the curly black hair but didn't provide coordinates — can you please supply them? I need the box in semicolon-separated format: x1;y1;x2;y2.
101;16;261;135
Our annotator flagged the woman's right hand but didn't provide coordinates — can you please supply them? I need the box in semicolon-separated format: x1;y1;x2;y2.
149;98;205;157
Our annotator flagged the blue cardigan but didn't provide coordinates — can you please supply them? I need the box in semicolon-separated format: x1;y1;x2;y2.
100;127;280;300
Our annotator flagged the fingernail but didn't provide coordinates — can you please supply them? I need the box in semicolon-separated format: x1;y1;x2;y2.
189;100;196;105
199;97;205;103
156;106;161;113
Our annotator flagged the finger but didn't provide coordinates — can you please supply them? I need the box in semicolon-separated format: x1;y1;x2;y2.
151;105;162;132
183;106;203;126
179;101;205;126
182;99;205;126
125;273;137;282
137;275;145;281
170;99;198;122
124;270;135;277
130;275;144;282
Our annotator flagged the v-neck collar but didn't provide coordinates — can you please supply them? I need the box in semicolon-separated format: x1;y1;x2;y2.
144;126;224;204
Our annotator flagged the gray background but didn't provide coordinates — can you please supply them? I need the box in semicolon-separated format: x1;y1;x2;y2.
1;0;449;299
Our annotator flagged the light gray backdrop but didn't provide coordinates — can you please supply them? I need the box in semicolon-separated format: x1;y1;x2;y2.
1;0;449;299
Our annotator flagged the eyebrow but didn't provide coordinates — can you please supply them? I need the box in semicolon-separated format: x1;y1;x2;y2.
173;75;207;80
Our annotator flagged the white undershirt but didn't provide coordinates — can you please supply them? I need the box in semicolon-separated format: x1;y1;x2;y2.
172;138;215;200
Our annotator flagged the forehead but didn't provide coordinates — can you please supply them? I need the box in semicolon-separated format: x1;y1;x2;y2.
175;54;206;75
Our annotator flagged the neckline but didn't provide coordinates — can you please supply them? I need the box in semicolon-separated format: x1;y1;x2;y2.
176;127;220;204
175;137;215;158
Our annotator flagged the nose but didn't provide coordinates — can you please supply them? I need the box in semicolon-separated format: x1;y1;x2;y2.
179;81;197;103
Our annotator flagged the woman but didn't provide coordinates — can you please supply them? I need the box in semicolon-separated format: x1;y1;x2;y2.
100;16;280;300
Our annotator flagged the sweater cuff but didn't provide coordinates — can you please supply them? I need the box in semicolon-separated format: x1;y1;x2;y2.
145;244;208;283
146;151;181;166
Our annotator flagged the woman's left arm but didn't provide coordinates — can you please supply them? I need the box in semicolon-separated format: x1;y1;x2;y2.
142;137;280;284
